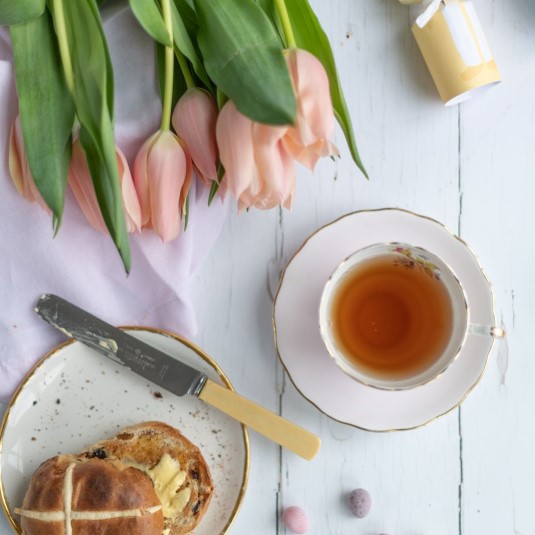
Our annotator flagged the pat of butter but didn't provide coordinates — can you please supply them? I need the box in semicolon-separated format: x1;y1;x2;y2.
125;454;190;518
98;338;118;353
147;454;189;518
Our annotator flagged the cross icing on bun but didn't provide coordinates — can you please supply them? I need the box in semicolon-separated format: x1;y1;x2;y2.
16;455;164;535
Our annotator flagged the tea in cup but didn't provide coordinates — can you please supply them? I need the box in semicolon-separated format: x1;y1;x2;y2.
319;243;503;389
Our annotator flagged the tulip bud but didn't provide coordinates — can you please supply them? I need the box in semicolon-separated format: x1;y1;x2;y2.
8;115;50;212
133;130;192;243
215;50;337;212
172;88;218;188
216;101;295;211
283;48;339;170
69;139;142;234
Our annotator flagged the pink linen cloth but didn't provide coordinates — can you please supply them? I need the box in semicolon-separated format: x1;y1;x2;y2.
0;3;228;402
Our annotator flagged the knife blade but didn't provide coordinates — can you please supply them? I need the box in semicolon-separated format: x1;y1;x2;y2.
35;294;321;460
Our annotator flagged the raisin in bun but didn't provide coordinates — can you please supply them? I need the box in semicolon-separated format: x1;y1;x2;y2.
84;422;214;535
16;454;164;535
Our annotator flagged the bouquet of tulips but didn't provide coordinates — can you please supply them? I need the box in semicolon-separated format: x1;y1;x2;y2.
2;0;366;272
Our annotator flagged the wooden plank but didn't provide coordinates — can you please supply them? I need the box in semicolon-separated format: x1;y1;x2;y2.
278;0;462;533
191;210;283;533
457;0;535;533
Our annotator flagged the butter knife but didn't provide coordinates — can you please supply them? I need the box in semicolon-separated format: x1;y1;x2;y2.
35;294;320;460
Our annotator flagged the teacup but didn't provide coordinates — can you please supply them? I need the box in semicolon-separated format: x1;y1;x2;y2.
319;243;504;390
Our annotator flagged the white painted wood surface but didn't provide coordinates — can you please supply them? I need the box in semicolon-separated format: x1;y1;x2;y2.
191;1;531;533
1;0;532;533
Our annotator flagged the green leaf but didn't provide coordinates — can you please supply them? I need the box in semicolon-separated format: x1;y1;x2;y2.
216;87;227;110
57;0;131;271
169;1;211;89
183;192;190;230
254;0;284;44
255;0;277;20
208;162;224;205
10;11;74;229
286;0;367;177
172;0;198;36
129;0;172;47
0;0;45;25
194;0;296;125
207;180;218;206
179;0;194;10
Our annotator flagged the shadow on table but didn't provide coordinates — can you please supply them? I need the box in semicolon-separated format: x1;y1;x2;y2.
382;0;441;105
509;0;535;23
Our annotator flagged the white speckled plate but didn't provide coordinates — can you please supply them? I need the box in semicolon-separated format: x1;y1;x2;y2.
0;328;249;534
274;208;500;431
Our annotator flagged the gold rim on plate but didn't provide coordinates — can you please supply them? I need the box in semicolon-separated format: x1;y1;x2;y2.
272;207;501;433
0;326;250;535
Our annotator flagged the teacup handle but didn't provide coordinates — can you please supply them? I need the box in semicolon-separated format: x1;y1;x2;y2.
468;324;506;338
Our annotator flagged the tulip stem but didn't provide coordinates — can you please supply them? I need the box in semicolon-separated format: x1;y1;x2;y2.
161;0;174;131
176;49;195;89
52;0;75;94
274;0;296;48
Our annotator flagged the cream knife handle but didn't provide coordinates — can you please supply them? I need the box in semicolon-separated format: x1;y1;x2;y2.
198;379;321;460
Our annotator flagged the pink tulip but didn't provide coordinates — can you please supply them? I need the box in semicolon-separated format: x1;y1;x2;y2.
283;48;339;170
69;139;141;234
133;130;192;243
216;101;295;211
172;88;218;188
8;115;50;212
215;49;338;211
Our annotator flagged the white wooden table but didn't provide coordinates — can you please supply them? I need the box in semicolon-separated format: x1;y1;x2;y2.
1;0;533;533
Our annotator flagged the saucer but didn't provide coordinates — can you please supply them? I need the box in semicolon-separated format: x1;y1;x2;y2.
273;208;498;431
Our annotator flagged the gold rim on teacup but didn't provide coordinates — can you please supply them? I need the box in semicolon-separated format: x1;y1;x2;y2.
318;242;505;391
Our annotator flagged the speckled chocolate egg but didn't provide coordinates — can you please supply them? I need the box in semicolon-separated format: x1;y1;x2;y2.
282;506;309;534
347;488;371;518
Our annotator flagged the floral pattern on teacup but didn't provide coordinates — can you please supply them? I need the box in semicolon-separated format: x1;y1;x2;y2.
392;246;441;280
